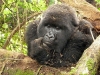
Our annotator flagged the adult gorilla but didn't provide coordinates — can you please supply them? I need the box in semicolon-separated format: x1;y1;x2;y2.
25;4;95;67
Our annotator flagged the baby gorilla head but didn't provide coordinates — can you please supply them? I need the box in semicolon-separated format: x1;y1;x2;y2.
37;4;79;53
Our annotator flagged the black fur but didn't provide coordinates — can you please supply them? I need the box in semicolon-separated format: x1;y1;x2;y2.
25;4;95;67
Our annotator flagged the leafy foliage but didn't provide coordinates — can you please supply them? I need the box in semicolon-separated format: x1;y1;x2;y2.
95;0;100;10
95;0;100;4
0;0;47;54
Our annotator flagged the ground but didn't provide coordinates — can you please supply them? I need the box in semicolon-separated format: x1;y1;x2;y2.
0;49;73;75
0;49;100;75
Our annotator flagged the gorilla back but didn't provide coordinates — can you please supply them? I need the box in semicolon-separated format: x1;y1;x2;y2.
25;4;94;67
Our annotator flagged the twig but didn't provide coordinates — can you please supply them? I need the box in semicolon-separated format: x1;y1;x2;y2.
0;58;23;61
36;65;43;75
2;12;41;49
90;28;95;41
0;63;6;75
2;0;17;20
2;21;26;49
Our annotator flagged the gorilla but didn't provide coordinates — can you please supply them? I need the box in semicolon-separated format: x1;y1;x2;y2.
25;4;95;67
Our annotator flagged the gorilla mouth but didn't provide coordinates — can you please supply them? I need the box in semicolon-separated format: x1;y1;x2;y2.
42;43;47;47
44;41;56;48
42;42;53;51
44;42;52;46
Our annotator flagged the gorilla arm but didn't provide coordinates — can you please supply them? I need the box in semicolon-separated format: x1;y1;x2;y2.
29;37;51;63
29;37;50;57
25;20;50;62
25;20;39;54
79;19;97;40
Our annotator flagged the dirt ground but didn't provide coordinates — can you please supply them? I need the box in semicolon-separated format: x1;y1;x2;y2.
0;55;72;75
0;49;100;75
0;50;71;75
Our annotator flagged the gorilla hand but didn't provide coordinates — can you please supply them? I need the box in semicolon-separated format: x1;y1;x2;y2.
29;37;50;62
30;37;50;56
36;37;51;51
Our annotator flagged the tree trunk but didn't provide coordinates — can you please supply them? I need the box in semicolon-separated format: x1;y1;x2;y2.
68;35;100;75
62;0;100;32
62;0;100;20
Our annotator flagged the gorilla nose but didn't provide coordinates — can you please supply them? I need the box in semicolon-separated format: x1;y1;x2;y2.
44;31;55;42
46;32;55;39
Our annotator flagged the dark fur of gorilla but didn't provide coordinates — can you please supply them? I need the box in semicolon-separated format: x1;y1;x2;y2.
25;4;95;67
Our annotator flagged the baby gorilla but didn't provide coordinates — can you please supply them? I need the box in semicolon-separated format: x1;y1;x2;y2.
25;4;95;67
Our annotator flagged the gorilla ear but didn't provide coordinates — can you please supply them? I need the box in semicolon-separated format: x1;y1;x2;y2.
79;19;93;28
34;18;41;26
72;18;79;27
71;12;80;27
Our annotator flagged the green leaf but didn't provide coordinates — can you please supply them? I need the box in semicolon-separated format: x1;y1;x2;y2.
95;0;100;4
2;23;8;29
3;8;11;15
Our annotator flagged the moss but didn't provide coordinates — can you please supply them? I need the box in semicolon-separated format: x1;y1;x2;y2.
63;58;96;75
86;58;96;75
16;70;33;75
3;69;54;75
69;67;77;75
87;58;94;70
7;69;34;75
3;69;38;75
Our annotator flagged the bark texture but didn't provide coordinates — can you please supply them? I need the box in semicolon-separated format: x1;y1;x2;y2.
69;35;100;75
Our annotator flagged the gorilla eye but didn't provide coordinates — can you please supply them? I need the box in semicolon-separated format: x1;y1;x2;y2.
55;26;60;30
46;24;51;28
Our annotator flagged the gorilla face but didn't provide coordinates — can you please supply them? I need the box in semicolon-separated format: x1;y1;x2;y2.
37;5;79;53
38;19;67;53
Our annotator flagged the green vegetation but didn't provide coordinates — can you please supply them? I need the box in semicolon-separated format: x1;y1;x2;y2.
87;58;96;75
0;0;47;54
69;67;77;75
8;69;34;75
4;69;44;75
95;0;100;10
0;0;59;55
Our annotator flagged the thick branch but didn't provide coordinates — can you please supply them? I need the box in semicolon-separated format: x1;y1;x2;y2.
68;35;100;75
62;0;100;20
